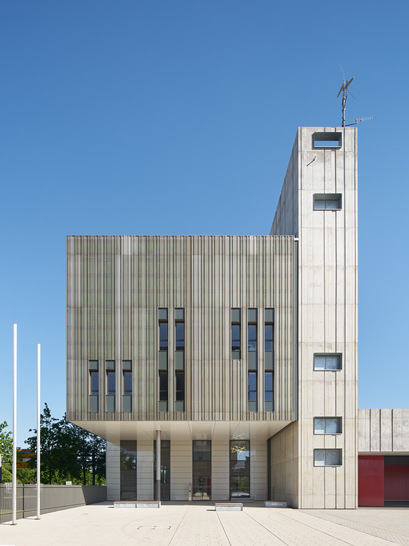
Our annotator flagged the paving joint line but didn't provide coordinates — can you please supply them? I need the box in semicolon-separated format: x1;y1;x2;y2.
167;505;190;546
268;509;359;546
303;511;409;546
243;509;288;545
215;510;233;546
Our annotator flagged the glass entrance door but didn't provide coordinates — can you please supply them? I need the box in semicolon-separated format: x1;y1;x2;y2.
192;440;211;500
230;440;250;499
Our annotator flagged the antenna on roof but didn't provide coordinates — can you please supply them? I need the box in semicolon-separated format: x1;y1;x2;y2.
345;116;374;127
337;76;354;127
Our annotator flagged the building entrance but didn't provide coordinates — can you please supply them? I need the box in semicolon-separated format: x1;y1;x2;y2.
192;440;211;500
230;440;250;499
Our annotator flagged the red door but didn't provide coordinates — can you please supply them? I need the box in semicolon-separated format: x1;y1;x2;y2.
358;455;384;506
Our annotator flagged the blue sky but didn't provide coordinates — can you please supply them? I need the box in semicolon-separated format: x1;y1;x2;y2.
1;1;408;445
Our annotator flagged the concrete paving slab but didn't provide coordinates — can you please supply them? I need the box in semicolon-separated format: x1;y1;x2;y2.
1;502;409;546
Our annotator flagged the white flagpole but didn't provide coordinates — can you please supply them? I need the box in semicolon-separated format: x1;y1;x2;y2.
12;323;17;525
36;343;41;520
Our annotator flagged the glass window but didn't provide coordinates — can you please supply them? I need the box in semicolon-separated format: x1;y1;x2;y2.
90;371;99;395
248;324;257;352
175;371;185;402
314;417;342;434
314;449;342;467
314;354;342;371
265;324;273;352
230;440;250;499
192;440;211;500
120;440;137;500
159;322;168;350
265;371;273;402
123;371;132;395
106;371;115;395
159;371;168;402
232;324;241;351
176;322;185;350
313;193;342;211
248;372;257;402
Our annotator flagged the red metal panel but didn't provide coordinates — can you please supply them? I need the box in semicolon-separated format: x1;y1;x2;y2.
385;465;409;501
358;455;384;506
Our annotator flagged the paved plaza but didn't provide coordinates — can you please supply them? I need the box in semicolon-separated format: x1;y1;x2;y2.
1;502;409;546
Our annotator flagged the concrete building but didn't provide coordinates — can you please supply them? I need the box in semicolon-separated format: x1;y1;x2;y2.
67;126;359;508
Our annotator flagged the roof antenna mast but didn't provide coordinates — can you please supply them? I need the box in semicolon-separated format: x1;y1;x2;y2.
337;75;354;127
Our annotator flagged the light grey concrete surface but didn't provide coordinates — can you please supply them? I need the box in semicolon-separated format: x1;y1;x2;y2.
359;409;409;453
2;502;409;546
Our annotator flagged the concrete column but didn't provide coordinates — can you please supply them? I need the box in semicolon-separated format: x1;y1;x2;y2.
155;430;161;501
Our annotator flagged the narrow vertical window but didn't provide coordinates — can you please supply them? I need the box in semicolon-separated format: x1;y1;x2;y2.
176;321;184;350
158;309;168;411
175;370;185;412
248;324;257;352
248;371;257;412
265;323;274;352
106;371;115;395
159;370;168;412
90;371;99;395
105;360;115;412
89;360;99;412
159;322;168;350
265;371;274;412
231;308;241;359
123;371;132;395
265;309;274;411
122;360;132;412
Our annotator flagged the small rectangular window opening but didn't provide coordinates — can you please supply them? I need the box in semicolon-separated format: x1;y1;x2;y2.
314;449;342;467
314;354;342;371
314;417;342;435
313;194;342;211
313;132;342;149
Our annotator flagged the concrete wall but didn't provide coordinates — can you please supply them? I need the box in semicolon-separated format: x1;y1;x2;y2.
269;422;299;507
106;441;120;500
271;127;358;509
0;485;107;524
171;439;192;500
250;439;268;500
359;409;409;453
137;440;154;500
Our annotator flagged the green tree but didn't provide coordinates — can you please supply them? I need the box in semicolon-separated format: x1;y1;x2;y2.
0;421;13;461
26;404;106;485
0;421;13;483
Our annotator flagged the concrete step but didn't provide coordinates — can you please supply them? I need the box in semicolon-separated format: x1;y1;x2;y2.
264;501;288;508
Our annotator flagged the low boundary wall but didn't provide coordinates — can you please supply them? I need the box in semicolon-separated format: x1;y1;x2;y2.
0;484;107;524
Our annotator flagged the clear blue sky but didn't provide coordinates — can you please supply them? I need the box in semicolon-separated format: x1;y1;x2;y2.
1;1;408;445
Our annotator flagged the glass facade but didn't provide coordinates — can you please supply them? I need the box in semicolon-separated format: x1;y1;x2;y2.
192;440;211;500
230;440;250;499
120;440;137;500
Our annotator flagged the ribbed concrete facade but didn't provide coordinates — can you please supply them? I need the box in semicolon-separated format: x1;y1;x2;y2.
271;127;358;508
67;235;297;423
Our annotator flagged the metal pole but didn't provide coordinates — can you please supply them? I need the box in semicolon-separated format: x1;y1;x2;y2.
155;430;161;502
36;344;41;519
12;323;17;525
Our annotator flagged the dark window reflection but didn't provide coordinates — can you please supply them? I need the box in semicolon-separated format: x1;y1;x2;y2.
230;440;250;498
120;440;137;500
192;440;211;500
